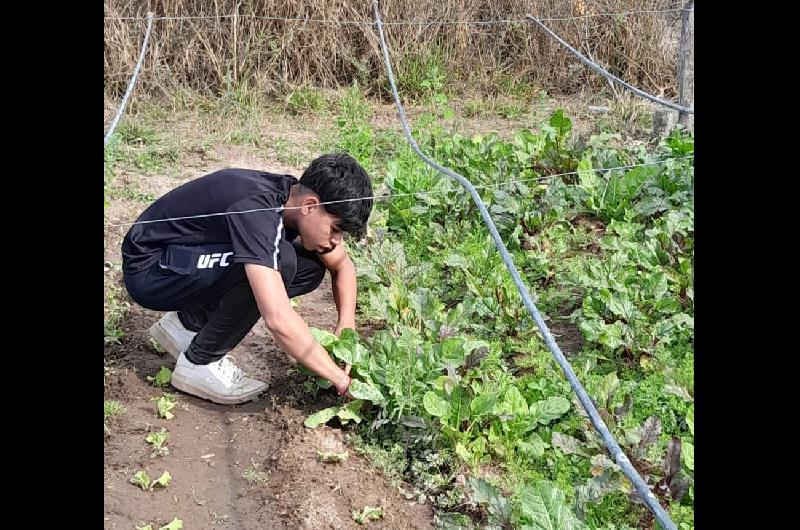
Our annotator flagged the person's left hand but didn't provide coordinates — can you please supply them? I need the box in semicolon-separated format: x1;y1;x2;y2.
335;374;354;400
334;322;355;337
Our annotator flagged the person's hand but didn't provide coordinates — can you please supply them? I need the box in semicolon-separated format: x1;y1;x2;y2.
334;374;352;399
334;323;355;337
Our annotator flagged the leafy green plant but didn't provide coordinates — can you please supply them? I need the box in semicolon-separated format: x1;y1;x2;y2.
104;400;125;434
147;366;172;387
324;83;398;174
137;518;183;530
104;284;129;345
130;470;172;491
161;519;183;530
318;450;349;463
152;394;178;420
104;400;124;420
352;506;383;524
242;464;269;486
284;87;328;115
340;109;693;528
146;429;170;458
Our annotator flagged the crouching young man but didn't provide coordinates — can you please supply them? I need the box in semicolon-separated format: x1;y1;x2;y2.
121;153;372;404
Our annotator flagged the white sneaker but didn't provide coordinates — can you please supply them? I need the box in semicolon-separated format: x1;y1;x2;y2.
171;352;268;405
150;312;197;359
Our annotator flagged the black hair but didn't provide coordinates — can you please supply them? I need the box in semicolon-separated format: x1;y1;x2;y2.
299;153;373;238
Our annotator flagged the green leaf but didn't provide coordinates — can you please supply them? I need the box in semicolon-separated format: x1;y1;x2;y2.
503;386;529;417
152;471;172;489
158;518;183;530
655;297;682;314
400;415;427;429
647;271;669;301
463;340;489;354
529;396;571;424
318;450;349;463
433;375;457;396
338;328;360;344
470;392;498;417
607;293;636;321
622;427;641;446
672;313;694;329
468;436;487;455
517;433;545;458
468;476;501;505
580;320;626;350
310;327;337;348
577;157;600;194
682;441;694;471
450;386;472;423
103;400;125;421
353;343;369;365
304;406;340;428
575;469;622;515
444;254;468;268
597;372;620;407
130;470;151;491
590;454;621;475
633;196;670;217
455;442;472;462
332;343;357;365
153;395;177;420
598;322;626;350
331;330;366;366
686;406;694;436
468;477;511;522
487;421;504;446
147;366;173;387
145;429;170;457
352;506;383;524
433;513;472;528
549;110;573;139
664;384;693;402
423;391;451;418
146;429;169;447
440;337;467;366
517;482;584;530
551;432;587;456
136;525;154;530
348;380;385;404
336;400;364;424
410;205;429;215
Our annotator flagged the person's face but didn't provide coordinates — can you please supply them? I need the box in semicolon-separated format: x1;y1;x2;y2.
296;195;343;254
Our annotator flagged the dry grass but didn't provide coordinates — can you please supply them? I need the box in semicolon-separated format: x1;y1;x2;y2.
104;0;685;104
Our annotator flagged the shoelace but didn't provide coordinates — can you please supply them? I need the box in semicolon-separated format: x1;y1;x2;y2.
215;356;244;385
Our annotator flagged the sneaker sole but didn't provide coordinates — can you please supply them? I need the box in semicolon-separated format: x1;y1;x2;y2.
149;322;183;360
171;373;268;405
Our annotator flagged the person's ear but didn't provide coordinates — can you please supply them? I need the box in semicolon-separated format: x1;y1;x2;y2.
301;194;320;215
